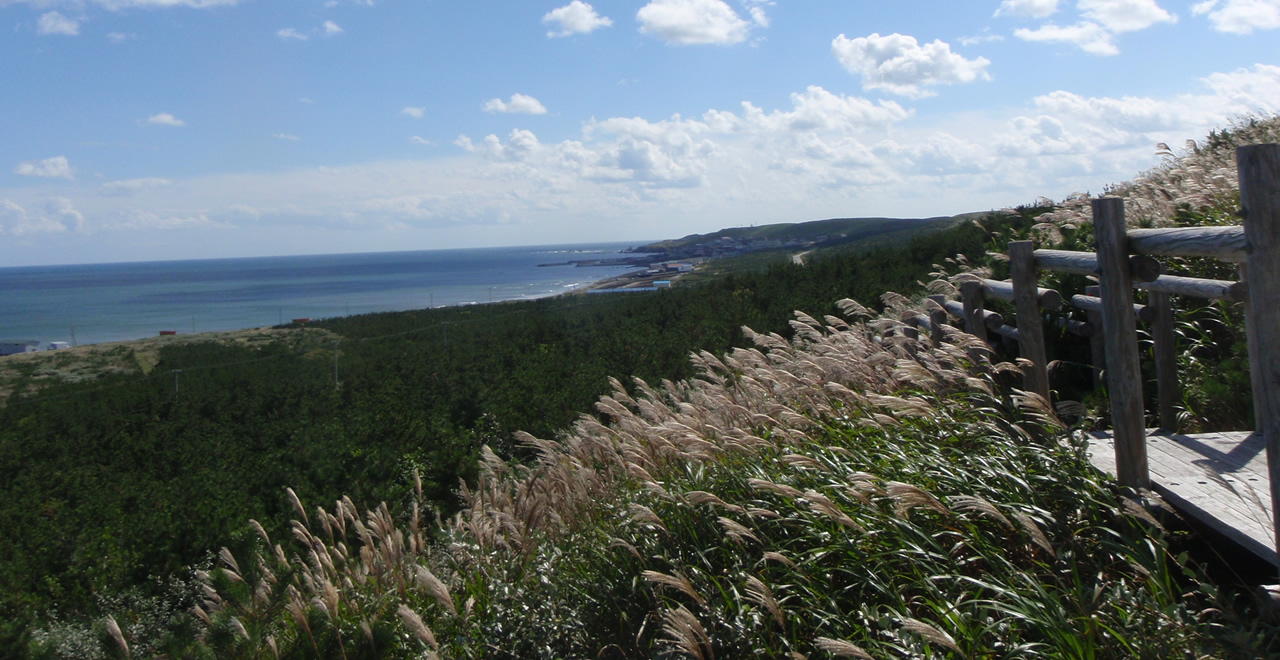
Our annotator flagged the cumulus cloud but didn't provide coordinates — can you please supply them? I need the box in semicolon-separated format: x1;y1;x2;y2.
995;0;1061;18
14;156;73;179
37;11;79;36
483;93;548;114
1008;0;1176;55
0;198;83;236
144;112;185;126
637;0;753;45
400;106;425;118
543;1;612;37
1193;0;1280;33
277;27;307;40
1078;0;1176;32
322;20;342;35
1014;21;1118;55
831;33;991;98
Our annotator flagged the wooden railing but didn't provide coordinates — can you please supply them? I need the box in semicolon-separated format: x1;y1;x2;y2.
926;143;1280;554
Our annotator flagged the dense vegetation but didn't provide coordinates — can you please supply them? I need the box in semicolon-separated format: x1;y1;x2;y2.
0;213;1006;654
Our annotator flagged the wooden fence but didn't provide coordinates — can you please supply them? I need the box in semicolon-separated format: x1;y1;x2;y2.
922;143;1280;559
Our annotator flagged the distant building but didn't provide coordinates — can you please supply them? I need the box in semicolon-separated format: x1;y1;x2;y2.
653;280;672;289
47;342;71;350
0;340;40;356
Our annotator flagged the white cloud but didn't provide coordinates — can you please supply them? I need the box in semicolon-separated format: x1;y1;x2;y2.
101;178;173;196
637;0;753;45
1078;0;1176;32
273;133;301;141
106;32;135;43
322;20;342;35
995;0;1060;18
483;93;548;115
14;156;73;179
0;198;83;236
277;27;307;40
410;136;434;145
144;112;186;126
543;1;612;37
831;33;991;99
1008;0;1176;54
1014;21;1118;55
1194;0;1280;33
37;11;79;36
400;106;425;118
299;97;314;104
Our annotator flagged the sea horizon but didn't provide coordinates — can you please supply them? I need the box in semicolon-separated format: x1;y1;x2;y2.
1;241;653;348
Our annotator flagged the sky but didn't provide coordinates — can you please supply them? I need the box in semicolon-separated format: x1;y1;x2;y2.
2;0;1279;267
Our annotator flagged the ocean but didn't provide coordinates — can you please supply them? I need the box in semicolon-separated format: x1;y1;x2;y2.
0;242;648;347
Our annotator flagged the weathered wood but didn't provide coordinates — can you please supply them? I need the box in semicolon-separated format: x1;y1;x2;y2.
1150;291;1179;431
1054;317;1093;337
1241;264;1267;459
1086;285;1105;390
1070;294;1156;324
929;309;947;347
960;280;989;343
1009;241;1050;401
941;298;1004;329
1128;225;1248;262
1095;197;1149;488
1086;430;1276;566
1135;274;1249;302
992;325;1020;341
1237;143;1280;575
981;278;1063;310
1032;249;1162;282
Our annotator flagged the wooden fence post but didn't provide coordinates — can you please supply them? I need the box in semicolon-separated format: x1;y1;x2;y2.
1094;198;1149;488
1085;285;1105;390
1149;291;1179;431
960;280;988;343
1237;143;1280;569
1009;240;1050;401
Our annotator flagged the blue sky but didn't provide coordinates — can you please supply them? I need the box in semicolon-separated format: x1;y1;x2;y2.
2;0;1278;266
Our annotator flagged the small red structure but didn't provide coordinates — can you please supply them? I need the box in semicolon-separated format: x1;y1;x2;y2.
159;330;177;336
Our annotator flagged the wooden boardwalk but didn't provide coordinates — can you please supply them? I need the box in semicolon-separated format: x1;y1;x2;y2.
1087;430;1276;566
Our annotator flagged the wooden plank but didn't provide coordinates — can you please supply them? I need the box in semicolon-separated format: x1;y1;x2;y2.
981;278;1063;310
1135;274;1248;302
1150;291;1179;431
1094;198;1148;488
1010;241;1050;401
1032;249;1162;282
960;280;988;343
1086;285;1104;390
1069;294;1155;323
1086;430;1276;566
1128;226;1247;262
1238;143;1280;577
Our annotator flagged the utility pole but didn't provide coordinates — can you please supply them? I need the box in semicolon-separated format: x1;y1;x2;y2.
70;326;77;347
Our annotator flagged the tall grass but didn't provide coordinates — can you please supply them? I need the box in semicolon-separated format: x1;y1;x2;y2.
170;297;1269;658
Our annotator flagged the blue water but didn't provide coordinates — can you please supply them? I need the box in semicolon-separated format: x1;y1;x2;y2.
0;243;648;346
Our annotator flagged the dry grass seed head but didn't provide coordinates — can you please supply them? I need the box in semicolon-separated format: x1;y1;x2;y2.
718;516;761;545
660;605;713;660
643;570;707;607
949;495;1013;529
814;637;873;659
397;604;439;650
901;618;961;654
886;481;950;518
1011;510;1055;556
743;574;785;628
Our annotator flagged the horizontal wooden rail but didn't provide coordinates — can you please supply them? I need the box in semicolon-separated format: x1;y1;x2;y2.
939;299;1005;329
1128;226;1247;262
1033;249;1162;282
992;325;1020;341
1134;274;1249;302
981;279;1063;310
1055;317;1093;337
1071;294;1155;324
